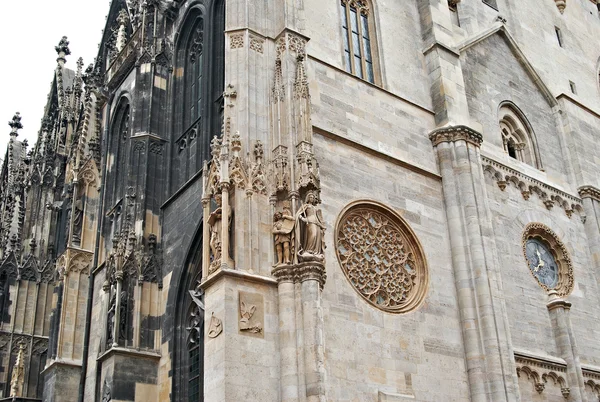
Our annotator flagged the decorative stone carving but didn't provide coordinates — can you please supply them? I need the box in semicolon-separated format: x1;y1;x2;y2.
238;292;263;336
555;0;566;14
207;312;222;339
188;285;204;345
296;191;326;263
429;125;483;147
578;185;600;202
101;379;112;402
189;25;204;64
273;202;295;266
249;36;264;53
515;353;570;399
335;201;429;313
72;197;84;246
9;343;25;397
208;193;231;274
230;33;244;49
522;222;574;297
484;157;585;222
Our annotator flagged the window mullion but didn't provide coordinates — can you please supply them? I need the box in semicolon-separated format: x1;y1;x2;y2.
346;6;356;75
357;10;367;82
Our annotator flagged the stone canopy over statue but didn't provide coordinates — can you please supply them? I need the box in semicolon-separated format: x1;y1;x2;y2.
274;191;326;266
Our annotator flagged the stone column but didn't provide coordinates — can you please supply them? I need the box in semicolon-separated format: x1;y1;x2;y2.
273;266;299;402
299;264;327;402
546;291;585;400
430;126;518;402
578;186;600;307
201;196;211;281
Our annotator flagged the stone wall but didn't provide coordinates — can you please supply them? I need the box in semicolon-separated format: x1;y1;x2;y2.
315;132;470;401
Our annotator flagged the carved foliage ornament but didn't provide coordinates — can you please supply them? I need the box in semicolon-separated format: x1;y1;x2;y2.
335;201;429;313
522;223;574;297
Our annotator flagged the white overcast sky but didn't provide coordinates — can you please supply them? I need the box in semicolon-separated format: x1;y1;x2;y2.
0;0;109;159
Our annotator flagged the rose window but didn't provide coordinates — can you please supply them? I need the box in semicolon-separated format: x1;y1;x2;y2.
335;201;429;313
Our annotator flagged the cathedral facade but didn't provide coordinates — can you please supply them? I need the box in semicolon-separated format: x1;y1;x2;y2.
1;0;600;400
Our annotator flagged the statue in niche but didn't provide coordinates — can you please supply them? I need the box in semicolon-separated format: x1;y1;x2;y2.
72;198;84;245
296;191;326;262
208;193;232;272
273;202;295;266
106;291;116;346
118;290;128;342
106;289;128;346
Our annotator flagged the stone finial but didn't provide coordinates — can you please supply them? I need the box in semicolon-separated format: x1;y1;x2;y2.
9;343;25;397
76;57;84;76
555;0;566;14
8;112;23;138
55;36;71;57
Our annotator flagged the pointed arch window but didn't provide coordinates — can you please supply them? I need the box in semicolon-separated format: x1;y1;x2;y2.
340;0;378;84
175;13;205;136
499;104;541;169
110;99;131;205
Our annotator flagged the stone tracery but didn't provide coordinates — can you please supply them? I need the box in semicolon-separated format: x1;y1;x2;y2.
335;201;428;313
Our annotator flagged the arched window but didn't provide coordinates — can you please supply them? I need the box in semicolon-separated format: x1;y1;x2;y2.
499;104;541;169
172;1;225;190
340;0;379;84
110;98;131;206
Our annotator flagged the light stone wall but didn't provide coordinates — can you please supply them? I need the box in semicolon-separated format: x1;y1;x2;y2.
315;133;469;401
304;0;432;109
462;33;572;189
309;59;437;176
484;175;600;367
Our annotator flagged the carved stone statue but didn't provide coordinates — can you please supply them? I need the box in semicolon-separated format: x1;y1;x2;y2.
208;194;223;264
208;193;232;272
295;191;326;262
106;292;116;346
72;198;84;245
273;203;295;266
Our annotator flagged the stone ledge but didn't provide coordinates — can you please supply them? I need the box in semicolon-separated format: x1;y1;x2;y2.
201;267;278;290
97;346;161;363
41;358;82;375
513;349;567;371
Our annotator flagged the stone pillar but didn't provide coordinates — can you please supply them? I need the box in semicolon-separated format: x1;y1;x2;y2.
201;195;211;281
300;264;326;402
273;261;327;402
430;126;518;402
578;186;600;306
418;0;471;127
546;291;585;400
273;266;299;402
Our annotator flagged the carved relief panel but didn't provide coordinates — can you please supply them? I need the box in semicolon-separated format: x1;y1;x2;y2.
238;291;264;338
335;201;429;313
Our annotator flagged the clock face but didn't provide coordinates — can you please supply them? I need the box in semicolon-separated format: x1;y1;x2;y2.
525;238;559;288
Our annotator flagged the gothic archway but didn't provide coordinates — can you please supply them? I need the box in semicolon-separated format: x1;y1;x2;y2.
172;221;204;402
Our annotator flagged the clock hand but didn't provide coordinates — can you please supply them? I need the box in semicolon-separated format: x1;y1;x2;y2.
536;248;545;268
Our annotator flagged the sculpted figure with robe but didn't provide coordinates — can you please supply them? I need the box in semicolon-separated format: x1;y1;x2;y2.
208;193;231;271
295;191;326;262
